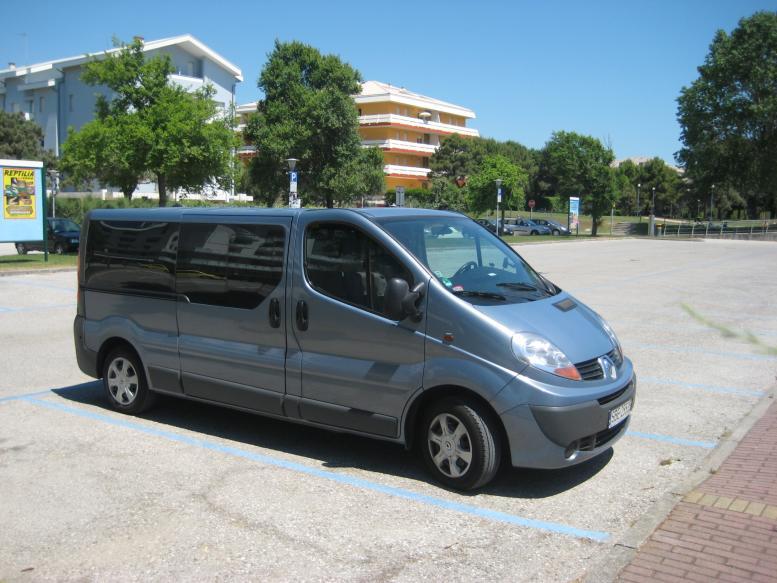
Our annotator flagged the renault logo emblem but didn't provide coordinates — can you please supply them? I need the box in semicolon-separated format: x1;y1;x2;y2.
599;356;617;380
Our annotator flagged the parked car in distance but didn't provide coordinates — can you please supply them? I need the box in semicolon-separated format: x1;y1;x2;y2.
15;218;81;254
532;219;571;236
74;207;635;491
475;218;515;236
503;218;551;236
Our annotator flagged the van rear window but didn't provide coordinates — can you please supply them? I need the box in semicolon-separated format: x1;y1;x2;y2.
85;220;179;296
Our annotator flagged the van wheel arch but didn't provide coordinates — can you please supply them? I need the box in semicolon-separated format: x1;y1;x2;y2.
404;385;510;461
97;338;142;379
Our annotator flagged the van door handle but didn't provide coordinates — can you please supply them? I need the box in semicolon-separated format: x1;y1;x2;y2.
295;300;308;331
269;298;281;328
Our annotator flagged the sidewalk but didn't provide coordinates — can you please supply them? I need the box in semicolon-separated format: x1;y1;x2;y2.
618;399;777;582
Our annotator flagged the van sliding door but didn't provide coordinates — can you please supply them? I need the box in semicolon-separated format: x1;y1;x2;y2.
175;217;291;414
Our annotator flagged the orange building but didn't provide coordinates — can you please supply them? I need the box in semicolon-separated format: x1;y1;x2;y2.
355;81;479;190
235;81;478;192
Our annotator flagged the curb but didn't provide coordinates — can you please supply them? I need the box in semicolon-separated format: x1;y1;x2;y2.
582;387;776;583
0;267;77;277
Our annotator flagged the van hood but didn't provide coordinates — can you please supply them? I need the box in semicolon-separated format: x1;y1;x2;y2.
472;292;613;364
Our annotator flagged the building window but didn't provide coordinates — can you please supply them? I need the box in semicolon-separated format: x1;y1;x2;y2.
358;108;362;116
39;96;45;112
26;100;34;114
68;94;74;112
12;102;20;113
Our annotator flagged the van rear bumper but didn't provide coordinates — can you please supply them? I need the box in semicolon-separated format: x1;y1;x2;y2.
73;315;99;378
500;376;636;469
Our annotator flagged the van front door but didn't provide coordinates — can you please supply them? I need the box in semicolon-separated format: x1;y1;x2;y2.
288;212;428;438
176;216;291;414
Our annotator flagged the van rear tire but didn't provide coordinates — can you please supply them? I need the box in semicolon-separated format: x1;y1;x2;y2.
420;397;501;490
102;347;156;414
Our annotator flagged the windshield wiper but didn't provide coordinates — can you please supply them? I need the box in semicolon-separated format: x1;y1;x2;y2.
496;282;539;291
451;290;506;301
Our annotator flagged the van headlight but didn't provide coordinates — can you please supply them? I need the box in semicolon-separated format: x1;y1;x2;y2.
601;319;623;358
511;332;581;381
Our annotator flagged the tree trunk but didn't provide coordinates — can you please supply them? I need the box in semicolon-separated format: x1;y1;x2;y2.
121;182;136;200
591;215;599;236
157;174;167;207
326;193;334;209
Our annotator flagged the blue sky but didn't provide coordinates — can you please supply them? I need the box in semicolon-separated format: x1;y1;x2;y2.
3;0;776;163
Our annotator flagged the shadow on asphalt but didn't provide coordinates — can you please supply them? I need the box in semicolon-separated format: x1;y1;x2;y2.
51;381;612;498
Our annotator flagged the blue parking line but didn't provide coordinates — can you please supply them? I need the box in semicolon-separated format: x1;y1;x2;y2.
0;280;75;292
18;395;610;542
629;342;777;362
627;431;716;449
640;376;765;398
0;389;60;403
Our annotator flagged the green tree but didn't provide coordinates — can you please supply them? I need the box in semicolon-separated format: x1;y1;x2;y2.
61;39;236;205
677;11;777;218
246;40;381;208
540;131;615;235
467;154;527;216
429;134;485;180
0;111;57;167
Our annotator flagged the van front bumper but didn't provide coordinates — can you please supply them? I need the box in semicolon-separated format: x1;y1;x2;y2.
500;376;636;469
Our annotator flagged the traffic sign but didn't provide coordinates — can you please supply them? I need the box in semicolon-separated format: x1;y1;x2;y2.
396;186;405;207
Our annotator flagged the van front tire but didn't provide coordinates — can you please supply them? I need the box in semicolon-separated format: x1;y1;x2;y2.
420;397;501;490
102;347;156;414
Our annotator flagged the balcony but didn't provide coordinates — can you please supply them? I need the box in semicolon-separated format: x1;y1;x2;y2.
384;164;431;178
169;73;205;92
359;114;479;137
361;139;438;155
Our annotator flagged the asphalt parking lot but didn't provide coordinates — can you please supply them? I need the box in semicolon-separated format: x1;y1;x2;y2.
1;238;776;582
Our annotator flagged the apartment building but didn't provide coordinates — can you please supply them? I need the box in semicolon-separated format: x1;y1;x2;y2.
0;35;242;158
354;81;478;190
236;81;479;191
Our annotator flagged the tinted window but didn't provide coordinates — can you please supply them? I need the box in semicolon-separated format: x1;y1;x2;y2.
305;223;411;317
85;220;179;295
176;223;285;309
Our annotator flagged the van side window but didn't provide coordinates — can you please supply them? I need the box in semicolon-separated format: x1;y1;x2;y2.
305;223;412;317
85;221;178;295
176;223;285;309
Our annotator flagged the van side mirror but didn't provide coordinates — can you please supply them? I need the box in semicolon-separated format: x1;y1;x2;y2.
385;278;425;321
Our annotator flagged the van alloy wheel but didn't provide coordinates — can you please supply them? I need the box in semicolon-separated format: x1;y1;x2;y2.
428;413;473;478
107;357;139;405
102;347;156;414
420;398;501;490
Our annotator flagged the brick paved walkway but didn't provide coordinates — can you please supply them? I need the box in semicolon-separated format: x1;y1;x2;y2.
618;399;777;582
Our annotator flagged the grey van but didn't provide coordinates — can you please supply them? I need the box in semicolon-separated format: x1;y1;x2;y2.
74;207;635;490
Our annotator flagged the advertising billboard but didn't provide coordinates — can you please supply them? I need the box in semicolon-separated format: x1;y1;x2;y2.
0;160;45;244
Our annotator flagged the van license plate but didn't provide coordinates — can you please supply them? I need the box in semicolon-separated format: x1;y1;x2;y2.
608;400;632;428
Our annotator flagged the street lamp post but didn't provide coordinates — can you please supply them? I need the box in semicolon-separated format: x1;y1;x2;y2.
697;199;701;220
495;178;503;238
650;186;657;236
286;158;299;208
709;184;715;221
637;183;641;223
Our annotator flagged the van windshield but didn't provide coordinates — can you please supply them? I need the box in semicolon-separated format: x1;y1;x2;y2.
377;216;559;304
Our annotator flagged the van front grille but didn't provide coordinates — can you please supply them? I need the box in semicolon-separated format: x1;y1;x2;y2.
575;357;603;380
574;348;622;381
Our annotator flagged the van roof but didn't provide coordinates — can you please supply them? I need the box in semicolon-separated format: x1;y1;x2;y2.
86;206;462;221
